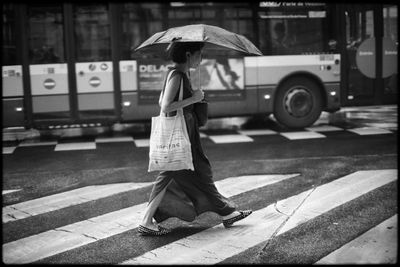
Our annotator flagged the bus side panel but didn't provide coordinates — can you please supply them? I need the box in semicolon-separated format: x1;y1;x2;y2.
75;62;115;116
120;90;261;120
30;64;71;119
256;55;340;85
257;86;276;114
121;92;159;121
2;66;25;127
207;89;258;118
324;83;341;111
3;99;25;127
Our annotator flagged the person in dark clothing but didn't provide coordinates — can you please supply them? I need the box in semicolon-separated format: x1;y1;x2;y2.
138;42;252;236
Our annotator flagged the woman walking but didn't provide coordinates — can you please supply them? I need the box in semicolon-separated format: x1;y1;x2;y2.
138;41;252;236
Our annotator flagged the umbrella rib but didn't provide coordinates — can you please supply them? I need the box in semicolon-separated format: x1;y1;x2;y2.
151;31;167;45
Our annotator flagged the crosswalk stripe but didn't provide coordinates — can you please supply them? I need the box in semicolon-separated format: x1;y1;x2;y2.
275;169;396;234
305;125;343;132
3;147;16;154
120;169;397;265
2;189;22;195
280;131;326;140
215;174;299;197
95;137;134;143
2;182;153;223
238;129;278;135
54;142;96;151
18;141;58;147
315;214;397;264
208;134;254;143
348;127;392;135
133;139;150;147
2;174;298;264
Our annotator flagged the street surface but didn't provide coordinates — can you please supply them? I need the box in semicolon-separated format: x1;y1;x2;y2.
2;105;398;264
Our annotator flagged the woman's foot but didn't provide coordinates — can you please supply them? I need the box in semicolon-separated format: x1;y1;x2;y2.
222;210;253;228
138;224;171;236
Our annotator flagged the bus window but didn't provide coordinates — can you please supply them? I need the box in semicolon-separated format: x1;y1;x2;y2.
28;5;64;64
74;4;111;61
222;7;254;46
257;2;331;55
2;3;17;65
121;3;164;60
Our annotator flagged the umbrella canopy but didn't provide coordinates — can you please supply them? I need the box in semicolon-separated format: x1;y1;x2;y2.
134;24;262;57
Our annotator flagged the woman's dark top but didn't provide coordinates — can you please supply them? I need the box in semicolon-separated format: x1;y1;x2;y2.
162;67;194;115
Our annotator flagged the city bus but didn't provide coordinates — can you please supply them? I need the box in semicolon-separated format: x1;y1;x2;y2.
2;2;397;130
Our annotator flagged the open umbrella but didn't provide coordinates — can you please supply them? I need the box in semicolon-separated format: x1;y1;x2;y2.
134;24;262;57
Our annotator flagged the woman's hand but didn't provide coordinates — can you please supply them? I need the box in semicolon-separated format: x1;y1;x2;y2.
192;89;204;103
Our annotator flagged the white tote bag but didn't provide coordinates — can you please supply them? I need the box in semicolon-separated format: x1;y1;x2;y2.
148;70;194;172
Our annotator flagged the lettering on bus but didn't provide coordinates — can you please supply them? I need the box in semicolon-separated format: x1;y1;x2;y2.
139;64;172;74
259;2;325;8
138;60;174;91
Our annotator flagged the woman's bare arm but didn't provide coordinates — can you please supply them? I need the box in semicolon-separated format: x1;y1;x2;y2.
160;74;204;113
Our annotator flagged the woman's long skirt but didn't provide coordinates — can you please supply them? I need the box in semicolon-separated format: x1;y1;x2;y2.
148;111;237;223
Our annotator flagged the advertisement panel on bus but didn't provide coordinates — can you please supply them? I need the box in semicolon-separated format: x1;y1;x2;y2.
137;57;246;104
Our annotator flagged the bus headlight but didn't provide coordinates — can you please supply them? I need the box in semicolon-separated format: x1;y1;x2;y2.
330;91;336;96
123;101;131;107
264;94;271;100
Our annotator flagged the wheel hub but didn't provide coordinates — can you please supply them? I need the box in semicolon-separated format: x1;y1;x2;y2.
284;87;313;118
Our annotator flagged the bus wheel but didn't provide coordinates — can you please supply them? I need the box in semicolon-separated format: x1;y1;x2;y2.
274;77;322;129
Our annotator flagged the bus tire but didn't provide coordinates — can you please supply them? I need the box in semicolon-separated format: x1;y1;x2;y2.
273;77;322;129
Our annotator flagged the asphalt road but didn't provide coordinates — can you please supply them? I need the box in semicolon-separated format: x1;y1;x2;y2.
2;105;398;264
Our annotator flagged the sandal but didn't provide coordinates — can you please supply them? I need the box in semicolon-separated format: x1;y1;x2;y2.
222;210;253;228
138;224;171;236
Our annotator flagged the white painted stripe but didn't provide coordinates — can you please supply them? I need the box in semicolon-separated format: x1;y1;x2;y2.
280;131;326;140
121;169;397;265
305;125;343;132
238;129;278;136
2;174;298;264
95;137;134;143
3;147;16;154
275;169;396;234
316;214;397;264
348;127;392;135
18;141;58;147
134;139;150;147
2;183;152;223
54;142;96;151
216;174;299;197
3;189;22;195
209;134;254;144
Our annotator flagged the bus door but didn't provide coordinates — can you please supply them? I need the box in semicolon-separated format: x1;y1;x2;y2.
73;4;116;122
27;4;71;124
343;5;397;106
